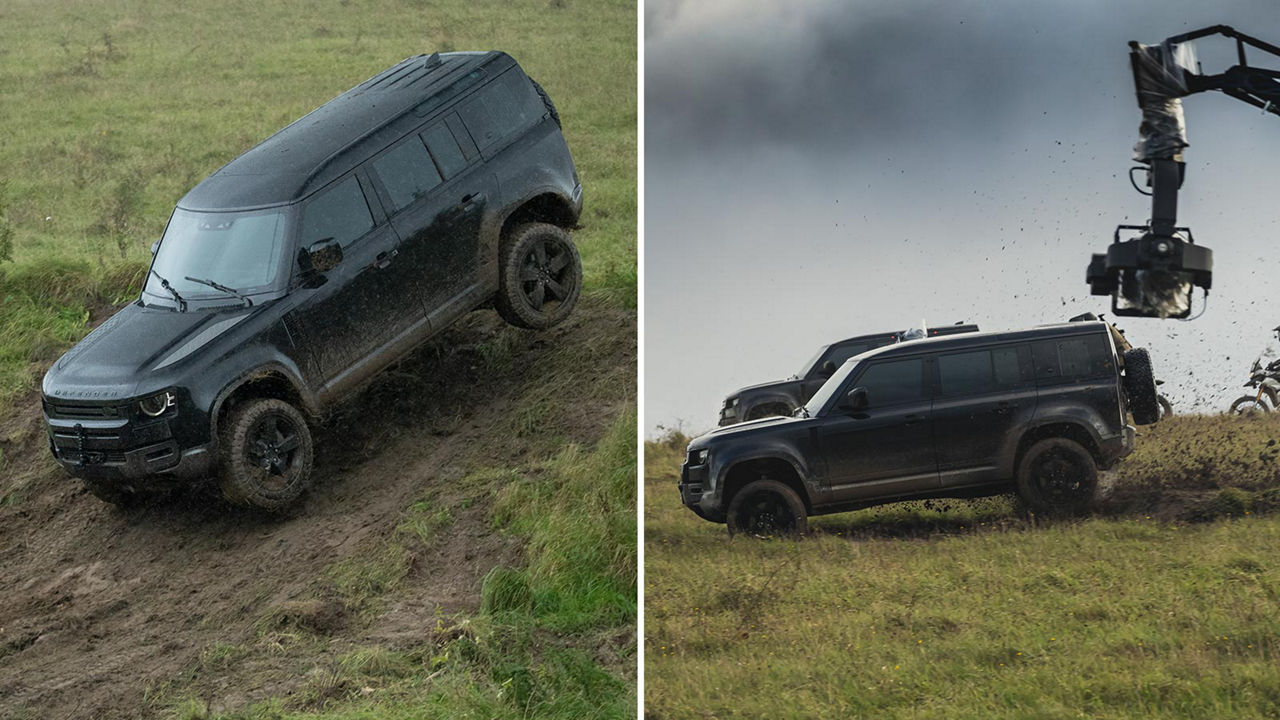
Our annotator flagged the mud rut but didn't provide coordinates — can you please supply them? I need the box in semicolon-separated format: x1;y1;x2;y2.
0;300;635;718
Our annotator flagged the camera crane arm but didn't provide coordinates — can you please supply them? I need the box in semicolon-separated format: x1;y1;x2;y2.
1086;25;1280;319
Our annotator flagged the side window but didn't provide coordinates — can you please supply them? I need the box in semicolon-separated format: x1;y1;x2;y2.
939;350;993;396
372;136;442;211
1034;335;1112;381
940;347;1030;395
458;70;542;151
301;176;373;249
422;122;469;179
824;343;870;369
992;346;1025;386
853;358;924;407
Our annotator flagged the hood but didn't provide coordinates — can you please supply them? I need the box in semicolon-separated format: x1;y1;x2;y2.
43;303;253;399
726;377;803;400
689;414;801;449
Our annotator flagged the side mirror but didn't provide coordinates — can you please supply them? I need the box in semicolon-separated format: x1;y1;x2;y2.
820;360;837;378
306;238;343;273
844;387;868;412
150;240;160;255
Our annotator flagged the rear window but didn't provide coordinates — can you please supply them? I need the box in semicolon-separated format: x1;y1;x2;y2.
422;122;469;179
458;70;543;152
372;136;442;211
1033;334;1113;381
938;346;1030;396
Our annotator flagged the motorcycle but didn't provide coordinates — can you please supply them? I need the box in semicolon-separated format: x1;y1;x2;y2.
1228;358;1280;415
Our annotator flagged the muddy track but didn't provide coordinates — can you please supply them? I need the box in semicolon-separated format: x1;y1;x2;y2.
0;299;636;719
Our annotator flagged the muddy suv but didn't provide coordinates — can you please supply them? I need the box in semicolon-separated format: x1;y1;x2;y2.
681;321;1157;535
718;323;979;425
42;51;583;510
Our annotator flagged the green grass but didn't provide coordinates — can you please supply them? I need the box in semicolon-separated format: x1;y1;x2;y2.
0;0;635;716
645;415;1280;719
0;0;636;406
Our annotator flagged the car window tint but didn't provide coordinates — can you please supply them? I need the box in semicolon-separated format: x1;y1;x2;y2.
992;347;1023;386
422;122;468;179
825;343;870;369
458;70;541;151
301;176;373;248
855;358;924;406
1057;338;1091;378
373;137;442;211
939;350;993;395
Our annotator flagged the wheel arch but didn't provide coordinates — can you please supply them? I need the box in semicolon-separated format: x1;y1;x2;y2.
720;454;813;512
499;189;579;240
210;365;317;443
1013;420;1105;473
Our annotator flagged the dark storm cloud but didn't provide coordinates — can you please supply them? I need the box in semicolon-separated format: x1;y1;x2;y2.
645;0;1268;159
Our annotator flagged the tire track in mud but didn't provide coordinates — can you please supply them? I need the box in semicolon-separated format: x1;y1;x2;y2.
0;300;635;719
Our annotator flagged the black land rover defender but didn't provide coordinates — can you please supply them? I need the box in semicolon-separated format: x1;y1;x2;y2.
681;320;1159;536
42;51;583;510
718;323;979;425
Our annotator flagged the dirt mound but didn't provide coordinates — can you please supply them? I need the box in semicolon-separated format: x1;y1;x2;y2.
0;299;635;718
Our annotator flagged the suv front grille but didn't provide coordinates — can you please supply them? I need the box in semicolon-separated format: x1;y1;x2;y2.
45;401;126;420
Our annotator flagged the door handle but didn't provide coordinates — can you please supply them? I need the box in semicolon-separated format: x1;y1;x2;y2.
902;414;924;427
993;402;1013;416
372;248;398;269
456;192;482;212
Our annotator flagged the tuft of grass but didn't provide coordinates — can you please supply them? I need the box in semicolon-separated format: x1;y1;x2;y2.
492;405;637;632
481;567;534;615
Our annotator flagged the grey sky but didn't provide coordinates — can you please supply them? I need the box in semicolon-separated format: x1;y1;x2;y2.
645;0;1280;435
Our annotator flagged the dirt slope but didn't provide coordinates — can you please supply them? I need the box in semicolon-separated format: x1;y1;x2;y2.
0;299;635;719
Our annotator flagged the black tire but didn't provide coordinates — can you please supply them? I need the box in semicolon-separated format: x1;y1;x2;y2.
494;223;582;330
746;403;792;421
1157;395;1174;419
1123;347;1160;426
726;478;807;538
529;77;561;129
217;398;314;511
1230;396;1270;416
1015;438;1100;516
82;479;142;508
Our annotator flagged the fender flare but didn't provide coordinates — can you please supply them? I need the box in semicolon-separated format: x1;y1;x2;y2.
739;394;799;420
715;448;816;509
209;362;318;442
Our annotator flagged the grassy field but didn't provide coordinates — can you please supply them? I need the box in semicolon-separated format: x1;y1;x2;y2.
0;0;636;717
0;0;636;401
645;414;1280;719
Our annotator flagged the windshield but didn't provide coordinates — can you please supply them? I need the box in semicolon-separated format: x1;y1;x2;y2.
793;344;832;380
803;357;862;416
143;207;291;307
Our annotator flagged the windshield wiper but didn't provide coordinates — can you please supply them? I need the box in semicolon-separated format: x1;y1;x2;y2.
149;269;187;312
184;276;254;307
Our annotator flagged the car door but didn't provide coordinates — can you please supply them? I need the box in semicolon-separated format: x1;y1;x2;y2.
931;345;1036;486
815;356;938;502
285;173;418;390
370;115;491;329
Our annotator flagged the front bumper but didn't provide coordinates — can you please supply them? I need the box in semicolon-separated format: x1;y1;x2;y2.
679;460;725;523
43;399;213;482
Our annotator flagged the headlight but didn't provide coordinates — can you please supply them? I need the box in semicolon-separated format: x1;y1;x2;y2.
138;390;176;417
691;448;709;465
